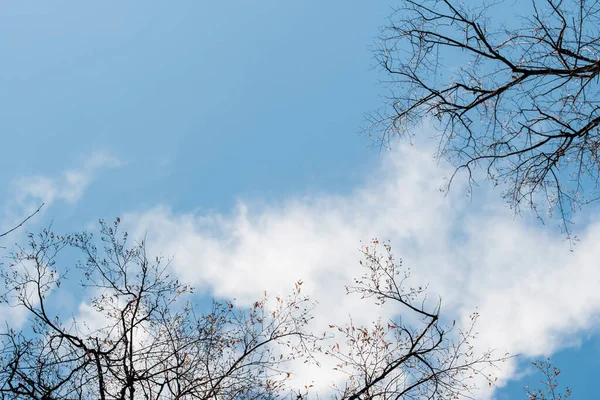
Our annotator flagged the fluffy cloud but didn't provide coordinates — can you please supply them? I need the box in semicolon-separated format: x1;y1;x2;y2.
120;141;600;398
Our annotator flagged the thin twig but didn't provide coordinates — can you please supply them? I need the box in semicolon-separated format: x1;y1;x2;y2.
0;203;45;238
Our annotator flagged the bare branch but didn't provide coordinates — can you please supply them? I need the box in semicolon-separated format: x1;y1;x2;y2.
367;0;600;237
0;203;45;239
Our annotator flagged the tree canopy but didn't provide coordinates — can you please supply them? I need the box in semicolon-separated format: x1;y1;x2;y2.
0;220;506;399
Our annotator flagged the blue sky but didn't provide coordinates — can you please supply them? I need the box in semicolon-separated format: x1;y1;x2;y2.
1;1;598;398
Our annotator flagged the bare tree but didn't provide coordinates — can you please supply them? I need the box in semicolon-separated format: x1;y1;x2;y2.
368;0;600;233
328;240;505;399
0;219;318;399
0;223;509;399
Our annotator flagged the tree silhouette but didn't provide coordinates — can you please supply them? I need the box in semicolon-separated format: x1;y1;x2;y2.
369;0;600;234
1;221;509;399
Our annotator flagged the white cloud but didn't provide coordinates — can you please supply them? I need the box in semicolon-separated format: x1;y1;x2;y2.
116;140;600;398
2;151;123;231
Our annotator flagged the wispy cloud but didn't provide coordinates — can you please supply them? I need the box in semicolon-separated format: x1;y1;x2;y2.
2;151;123;231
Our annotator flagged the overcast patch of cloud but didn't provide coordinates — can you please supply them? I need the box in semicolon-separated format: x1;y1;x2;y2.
119;139;600;398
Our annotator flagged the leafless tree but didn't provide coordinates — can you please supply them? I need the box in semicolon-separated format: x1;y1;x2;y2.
0;219;318;399
328;240;505;399
368;0;600;234
1;223;509;399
